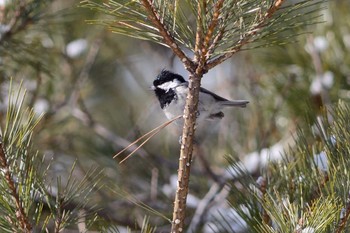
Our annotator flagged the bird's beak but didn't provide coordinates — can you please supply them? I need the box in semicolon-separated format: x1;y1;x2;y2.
150;85;156;90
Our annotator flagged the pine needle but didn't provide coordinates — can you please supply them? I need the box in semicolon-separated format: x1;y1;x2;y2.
113;115;182;164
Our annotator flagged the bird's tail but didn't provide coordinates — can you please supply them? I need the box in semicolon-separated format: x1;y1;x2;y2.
221;100;249;108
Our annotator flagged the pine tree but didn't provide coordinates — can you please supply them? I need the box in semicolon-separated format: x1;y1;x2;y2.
81;0;326;231
3;0;350;232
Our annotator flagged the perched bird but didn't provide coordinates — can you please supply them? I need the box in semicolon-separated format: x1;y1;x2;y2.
152;70;249;124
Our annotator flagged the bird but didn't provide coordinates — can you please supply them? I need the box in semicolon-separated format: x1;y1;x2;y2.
151;70;249;125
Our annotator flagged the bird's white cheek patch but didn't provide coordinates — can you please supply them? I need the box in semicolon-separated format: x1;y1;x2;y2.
158;80;180;92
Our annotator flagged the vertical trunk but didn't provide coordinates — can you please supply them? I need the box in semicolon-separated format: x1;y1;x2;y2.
171;73;202;232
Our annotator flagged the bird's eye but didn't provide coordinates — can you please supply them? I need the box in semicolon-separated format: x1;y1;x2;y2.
153;80;159;86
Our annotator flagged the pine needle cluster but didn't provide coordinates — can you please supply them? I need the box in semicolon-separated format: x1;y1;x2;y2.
0;84;103;232
223;102;350;233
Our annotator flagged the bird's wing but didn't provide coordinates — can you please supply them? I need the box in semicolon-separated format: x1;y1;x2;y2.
200;87;249;107
199;87;229;101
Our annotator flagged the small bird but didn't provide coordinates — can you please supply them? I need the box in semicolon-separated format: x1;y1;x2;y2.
152;70;249;124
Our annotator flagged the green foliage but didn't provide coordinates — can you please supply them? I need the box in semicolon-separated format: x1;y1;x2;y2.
256;195;340;233
2;0;350;231
80;0;325;59
0;84;105;232
247;0;350;140
223;102;350;233
99;216;157;233
140;216;157;233
80;0;195;48
0;0;67;75
38;164;104;232
0;82;43;232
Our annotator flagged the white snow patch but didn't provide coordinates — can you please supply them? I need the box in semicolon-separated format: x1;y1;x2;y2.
314;151;328;172
66;39;88;58
224;142;285;179
313;36;328;52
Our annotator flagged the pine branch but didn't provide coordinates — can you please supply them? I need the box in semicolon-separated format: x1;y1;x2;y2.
205;0;286;70
257;176;270;225
0;138;32;232
169;1;233;227
266;0;285;18
201;0;225;62
140;0;195;72
170;3;227;231
171;72;202;232
336;192;350;233
0;84;45;232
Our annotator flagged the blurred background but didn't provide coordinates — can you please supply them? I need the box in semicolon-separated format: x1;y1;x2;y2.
1;0;350;231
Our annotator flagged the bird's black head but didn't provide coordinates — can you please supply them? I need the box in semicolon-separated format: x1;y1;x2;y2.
152;70;186;109
153;70;186;88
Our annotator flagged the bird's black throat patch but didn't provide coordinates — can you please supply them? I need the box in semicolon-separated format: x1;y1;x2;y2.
154;87;177;109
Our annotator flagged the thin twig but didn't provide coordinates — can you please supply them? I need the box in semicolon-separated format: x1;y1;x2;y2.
336;192;350;233
206;26;225;60
150;167;158;201
194;143;222;183
0;2;32;44
306;35;332;110
203;0;225;51
187;182;226;233
69;37;102;108
194;0;204;63
195;0;225;68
